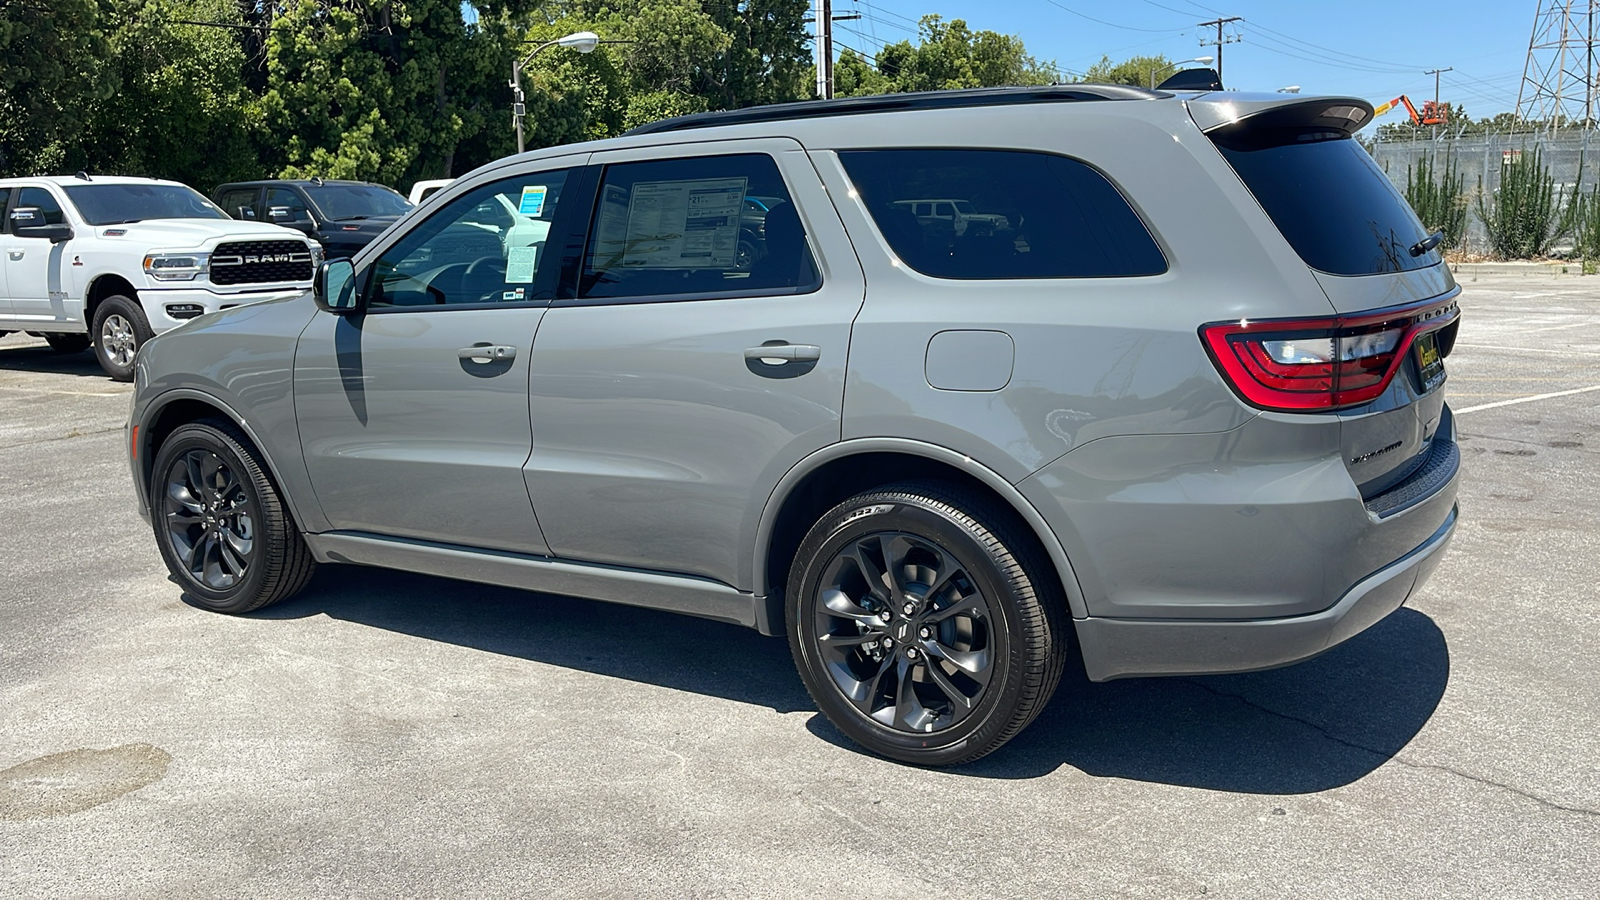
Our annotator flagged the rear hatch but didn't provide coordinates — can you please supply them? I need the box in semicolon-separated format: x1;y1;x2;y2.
1190;96;1459;508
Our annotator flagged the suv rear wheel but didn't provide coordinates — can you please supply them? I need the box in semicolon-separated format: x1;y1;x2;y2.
92;295;151;381
787;482;1067;765
150;419;317;614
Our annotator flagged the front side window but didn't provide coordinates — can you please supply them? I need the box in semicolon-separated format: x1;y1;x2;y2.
62;183;224;226
16;187;68;228
581;153;817;301
368;169;568;309
840;149;1167;280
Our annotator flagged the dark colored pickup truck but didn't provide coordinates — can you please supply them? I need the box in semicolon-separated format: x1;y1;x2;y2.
211;179;412;258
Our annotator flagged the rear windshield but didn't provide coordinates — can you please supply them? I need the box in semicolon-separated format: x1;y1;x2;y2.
64;183;227;226
1212;130;1436;276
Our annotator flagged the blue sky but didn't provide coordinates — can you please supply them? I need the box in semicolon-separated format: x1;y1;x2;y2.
831;0;1536;118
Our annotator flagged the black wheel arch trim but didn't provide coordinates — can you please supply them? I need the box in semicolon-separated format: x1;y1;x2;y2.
751;437;1091;625
135;388;325;535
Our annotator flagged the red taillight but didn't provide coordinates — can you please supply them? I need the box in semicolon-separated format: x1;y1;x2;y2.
1201;298;1459;412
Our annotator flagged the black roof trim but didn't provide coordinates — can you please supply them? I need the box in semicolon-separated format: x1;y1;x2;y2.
624;84;1169;136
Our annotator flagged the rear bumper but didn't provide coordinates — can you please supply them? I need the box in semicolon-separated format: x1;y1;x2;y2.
1074;503;1457;681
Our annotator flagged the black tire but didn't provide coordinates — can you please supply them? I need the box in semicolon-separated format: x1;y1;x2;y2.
44;332;91;353
786;481;1068;766
150;419;317;614
91;295;152;382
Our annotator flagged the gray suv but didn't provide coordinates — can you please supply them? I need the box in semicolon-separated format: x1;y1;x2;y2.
127;86;1460;765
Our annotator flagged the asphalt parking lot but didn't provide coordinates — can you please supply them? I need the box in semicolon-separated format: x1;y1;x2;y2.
2;270;1597;898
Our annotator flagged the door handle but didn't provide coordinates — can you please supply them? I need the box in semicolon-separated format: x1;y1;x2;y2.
458;344;517;362
7;250;22;260
744;343;821;363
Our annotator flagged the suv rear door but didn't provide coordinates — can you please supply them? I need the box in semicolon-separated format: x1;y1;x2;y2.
522;139;866;590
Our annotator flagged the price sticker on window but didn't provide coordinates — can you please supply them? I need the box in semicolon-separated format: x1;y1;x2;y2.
518;185;548;216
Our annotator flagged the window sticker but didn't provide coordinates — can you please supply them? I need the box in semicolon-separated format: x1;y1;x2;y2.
501;288;526;301
505;246;539;283
600;177;747;269
518;185;548;216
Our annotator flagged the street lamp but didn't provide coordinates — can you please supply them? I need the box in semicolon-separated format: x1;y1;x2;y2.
511;31;601;154
1148;56;1215;89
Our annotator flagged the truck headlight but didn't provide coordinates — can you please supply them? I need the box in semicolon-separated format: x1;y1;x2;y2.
143;252;210;281
309;241;324;268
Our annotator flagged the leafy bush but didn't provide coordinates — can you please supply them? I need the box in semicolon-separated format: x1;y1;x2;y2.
1475;146;1567;259
1569;184;1600;273
1404;152;1469;249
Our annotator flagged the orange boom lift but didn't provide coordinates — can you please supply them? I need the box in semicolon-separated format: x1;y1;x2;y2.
1373;95;1448;126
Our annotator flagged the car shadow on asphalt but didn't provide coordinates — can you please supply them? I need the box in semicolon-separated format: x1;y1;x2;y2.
248;566;1448;793
0;345;106;378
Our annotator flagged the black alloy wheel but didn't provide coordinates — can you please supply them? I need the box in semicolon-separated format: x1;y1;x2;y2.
150;419;316;613
813;532;996;734
788;482;1068;766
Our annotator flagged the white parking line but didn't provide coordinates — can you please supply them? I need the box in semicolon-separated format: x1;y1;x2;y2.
1455;383;1600;414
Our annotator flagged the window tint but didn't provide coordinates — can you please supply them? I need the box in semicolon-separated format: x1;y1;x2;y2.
581;153;817;301
217;188;259;220
63;183;224;225
840;149;1166;279
16;187;66;227
0;189;10;231
1212;130;1434;275
265;188;313;225
368;169;568;308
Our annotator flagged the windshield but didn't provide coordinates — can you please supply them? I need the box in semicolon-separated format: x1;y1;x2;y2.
1212;130;1436;275
63;183;227;226
304;183;412;221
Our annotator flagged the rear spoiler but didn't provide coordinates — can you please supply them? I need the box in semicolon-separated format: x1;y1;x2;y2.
1186;95;1375;138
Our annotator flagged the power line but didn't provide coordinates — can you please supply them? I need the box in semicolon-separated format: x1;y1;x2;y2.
1038;0;1190;34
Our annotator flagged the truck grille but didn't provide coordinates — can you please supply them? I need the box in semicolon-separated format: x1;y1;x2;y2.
210;240;313;286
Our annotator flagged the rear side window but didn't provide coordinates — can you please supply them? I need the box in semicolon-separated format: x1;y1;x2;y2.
1212;130;1435;275
840;149;1166;279
581;153;818;301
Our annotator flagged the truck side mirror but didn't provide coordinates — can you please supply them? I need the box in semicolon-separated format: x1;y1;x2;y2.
314;259;362;314
11;207;73;243
235;206;256;220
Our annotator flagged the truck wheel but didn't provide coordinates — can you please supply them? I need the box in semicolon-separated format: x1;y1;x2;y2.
44;333;91;354
786;481;1068;766
92;295;152;381
150;419;318;614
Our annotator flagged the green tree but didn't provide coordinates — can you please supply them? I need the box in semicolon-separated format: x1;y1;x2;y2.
0;0;117;175
834;15;1053;98
70;0;260;187
1080;53;1176;89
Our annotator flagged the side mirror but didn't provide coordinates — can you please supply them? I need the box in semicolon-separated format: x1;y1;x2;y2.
234;206;256;220
11;208;74;243
314;259;362;314
267;206;294;223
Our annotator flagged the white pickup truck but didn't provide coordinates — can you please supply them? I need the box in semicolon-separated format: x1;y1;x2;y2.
0;174;320;380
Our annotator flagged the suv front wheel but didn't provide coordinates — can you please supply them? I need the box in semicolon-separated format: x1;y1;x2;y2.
787;482;1068;765
150;419;317;613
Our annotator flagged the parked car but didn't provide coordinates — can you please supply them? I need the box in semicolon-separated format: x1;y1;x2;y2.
212;178;412;258
409;178;453;205
889;197;1011;238
0;174;318;379
127;86;1460;765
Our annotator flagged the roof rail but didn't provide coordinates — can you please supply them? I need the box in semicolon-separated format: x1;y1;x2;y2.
624;84;1169;136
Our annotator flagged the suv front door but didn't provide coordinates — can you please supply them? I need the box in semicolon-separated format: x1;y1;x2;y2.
293;158;585;554
523;141;866;589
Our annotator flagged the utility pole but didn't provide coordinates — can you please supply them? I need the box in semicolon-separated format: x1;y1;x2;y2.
1424;67;1452;140
815;0;834;99
1197;16;1241;85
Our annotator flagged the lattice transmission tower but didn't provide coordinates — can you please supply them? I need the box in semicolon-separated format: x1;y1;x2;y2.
1515;1;1600;129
